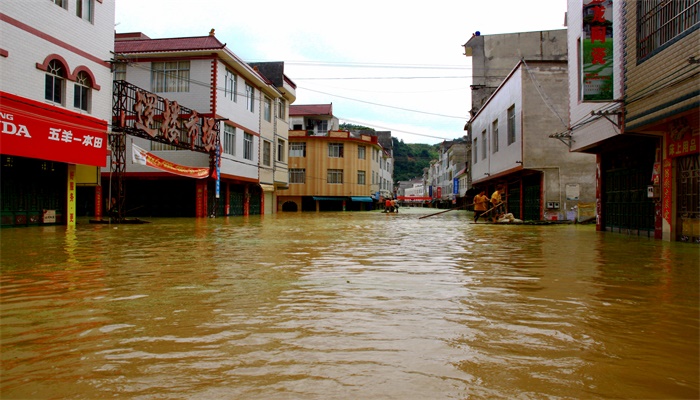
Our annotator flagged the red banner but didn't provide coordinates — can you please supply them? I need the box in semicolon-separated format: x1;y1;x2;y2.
132;143;209;179
0;92;108;167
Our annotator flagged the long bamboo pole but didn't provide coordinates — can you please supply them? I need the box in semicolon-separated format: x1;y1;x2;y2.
418;203;474;219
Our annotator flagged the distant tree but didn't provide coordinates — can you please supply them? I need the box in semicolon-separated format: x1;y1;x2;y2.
340;123;374;131
391;137;439;183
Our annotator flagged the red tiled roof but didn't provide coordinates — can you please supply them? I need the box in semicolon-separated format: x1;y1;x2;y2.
289;104;333;116
115;35;226;54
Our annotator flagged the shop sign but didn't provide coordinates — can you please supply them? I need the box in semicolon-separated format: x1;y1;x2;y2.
581;0;614;101
0;92;108;167
667;118;698;158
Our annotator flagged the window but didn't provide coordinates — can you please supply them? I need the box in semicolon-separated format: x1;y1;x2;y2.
473;138;478;163
327;169;343;184
45;60;65;104
637;0;699;60
481;130;487;160
152;61;189;92
492;119;499;153
113;62;126;81
328;143;344;158
73;71;91;111
225;69;237;101
245;83;254;112
290;142;306;157
51;0;66;8
507;106;516;145
277;139;285;162
244;132;253;160
223;125;236;155
262;140;271;166
277;98;286;120
290;168;305;184
76;0;93;22
317;120;328;135
358;145;366;159
264;96;272;122
358;170;366;185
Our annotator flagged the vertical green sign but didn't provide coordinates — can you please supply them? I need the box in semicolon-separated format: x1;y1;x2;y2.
582;0;613;101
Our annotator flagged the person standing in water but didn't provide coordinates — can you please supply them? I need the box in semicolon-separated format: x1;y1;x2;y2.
472;190;489;223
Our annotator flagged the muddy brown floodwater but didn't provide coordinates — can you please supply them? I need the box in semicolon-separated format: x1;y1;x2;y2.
1;207;699;399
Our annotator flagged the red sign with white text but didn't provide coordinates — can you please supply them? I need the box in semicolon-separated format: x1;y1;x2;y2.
0;92;108;167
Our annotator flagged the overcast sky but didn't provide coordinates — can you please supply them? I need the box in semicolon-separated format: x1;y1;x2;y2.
115;0;568;144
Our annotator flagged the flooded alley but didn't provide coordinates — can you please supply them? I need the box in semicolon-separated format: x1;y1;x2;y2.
1;208;699;399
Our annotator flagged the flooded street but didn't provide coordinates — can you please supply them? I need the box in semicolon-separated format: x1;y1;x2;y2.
1;208;699;399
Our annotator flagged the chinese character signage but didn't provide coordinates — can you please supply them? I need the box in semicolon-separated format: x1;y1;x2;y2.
67;164;77;227
0;92;108;167
453;178;459;195
666;117;698;158
581;0;613;101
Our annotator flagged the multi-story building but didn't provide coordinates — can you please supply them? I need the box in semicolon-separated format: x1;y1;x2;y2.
463;29;597;221
428;139;469;207
469;59;597;221
565;0;699;242
110;31;295;217
1;0;115;227
278;104;391;211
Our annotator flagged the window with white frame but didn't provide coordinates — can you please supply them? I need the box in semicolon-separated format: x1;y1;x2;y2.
262;140;271;166
507;105;516;145
225;69;237;101
76;0;93;22
290;168;305;183
358;145;366;159
290;142;306;157
245;83;254;112
244;132;253;160
492;119;499;153
318;120;328;135
264;96;272;122
73;71;91;112
152;61;189;92
113;62;126;81
223;124;235;156
328;143;344;158
277;98;286;120
45;59;65;105
357;170;366;185
277;139;285;162
51;0;66;8
327;169;343;184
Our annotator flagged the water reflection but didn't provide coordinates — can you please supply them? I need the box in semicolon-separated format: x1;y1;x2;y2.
1;209;698;399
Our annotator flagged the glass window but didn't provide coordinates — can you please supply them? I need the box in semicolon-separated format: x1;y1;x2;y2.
225;69;237;101
245;83;254;112
264;97;272;122
290;142;306;157
277;139;285;162
507;105;516;145
473;138;478;163
51;0;66;8
290;168;305;184
244;132;253;160
277;98;286;120
76;0;93;22
327;169;343;184
358;145;366;159
152;61;189;93
328;143;344;158
263;140;271;166
113;62;126;81
492;119;499;153
73;71;90;111
45;60;65;104
358;170;366;185
481;131;487;160
223;125;235;155
637;0;699;60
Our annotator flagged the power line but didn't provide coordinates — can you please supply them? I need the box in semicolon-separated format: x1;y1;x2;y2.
337;116;457;141
300;87;467;120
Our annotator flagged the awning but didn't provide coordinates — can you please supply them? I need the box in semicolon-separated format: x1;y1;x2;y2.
312;196;343;201
350;196;374;202
259;184;275;192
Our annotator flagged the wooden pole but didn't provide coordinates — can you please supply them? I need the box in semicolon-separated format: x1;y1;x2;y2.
419;203;474;219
